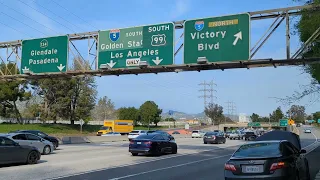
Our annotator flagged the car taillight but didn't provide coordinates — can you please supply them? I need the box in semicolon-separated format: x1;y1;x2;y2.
224;163;237;172
129;141;134;144
144;141;152;146
270;162;285;171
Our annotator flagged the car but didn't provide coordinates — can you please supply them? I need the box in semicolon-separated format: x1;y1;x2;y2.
191;130;206;138
7;133;54;155
0;135;41;165
224;130;310;180
229;131;241;140
225;131;232;138
129;133;177;156
304;129;311;133
101;132;122;136
128;130;148;141
10;130;59;150
203;132;226;144
172;131;180;134
243;131;257;141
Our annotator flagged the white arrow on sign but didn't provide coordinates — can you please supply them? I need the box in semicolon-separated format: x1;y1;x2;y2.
22;66;29;72
57;64;65;71
152;57;163;65
233;31;242;46
107;60;117;68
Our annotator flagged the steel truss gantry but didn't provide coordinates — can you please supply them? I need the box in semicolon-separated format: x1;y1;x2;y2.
0;4;319;80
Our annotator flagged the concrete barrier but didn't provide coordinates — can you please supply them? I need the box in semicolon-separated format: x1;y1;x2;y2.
61;134;191;144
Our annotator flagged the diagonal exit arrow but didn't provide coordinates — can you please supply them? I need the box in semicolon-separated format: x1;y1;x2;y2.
233;31;242;46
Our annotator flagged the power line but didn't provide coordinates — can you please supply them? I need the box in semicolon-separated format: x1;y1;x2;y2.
31;0;87;32
0;21;33;38
0;11;49;36
17;0;76;33
50;0;98;30
0;1;61;35
225;101;236;121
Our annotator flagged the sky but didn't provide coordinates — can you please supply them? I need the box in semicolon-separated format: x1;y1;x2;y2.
0;0;319;117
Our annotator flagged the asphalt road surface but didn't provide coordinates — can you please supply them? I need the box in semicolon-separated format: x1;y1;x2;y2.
0;127;319;180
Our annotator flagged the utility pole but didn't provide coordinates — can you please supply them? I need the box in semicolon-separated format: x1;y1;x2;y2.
198;80;217;109
199;80;217;124
225;101;236;122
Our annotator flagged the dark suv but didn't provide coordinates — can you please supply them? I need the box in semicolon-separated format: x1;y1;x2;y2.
243;131;257;141
10;130;59;149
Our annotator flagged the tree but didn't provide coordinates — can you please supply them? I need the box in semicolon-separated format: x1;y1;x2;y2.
117;107;140;125
270;107;284;122
92;96;116;121
139;101;162;128
306;115;313;120
284;0;320;103
313;111;320;121
31;57;97;124
250;113;260;122
287;105;306;123
204;103;224;125
0;63;31;123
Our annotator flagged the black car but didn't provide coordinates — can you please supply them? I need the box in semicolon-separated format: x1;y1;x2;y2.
0;135;41;165
203;132;226;144
172;131;180;134
243;131;257;141
10;130;59;149
224;130;310;180
129;133;177;156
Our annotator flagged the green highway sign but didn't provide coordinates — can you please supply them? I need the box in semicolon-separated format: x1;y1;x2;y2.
98;23;174;69
279;119;288;127
183;13;250;64
248;122;260;127
21;36;68;74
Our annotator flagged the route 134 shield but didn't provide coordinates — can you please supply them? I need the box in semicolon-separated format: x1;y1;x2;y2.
109;29;120;42
194;21;204;31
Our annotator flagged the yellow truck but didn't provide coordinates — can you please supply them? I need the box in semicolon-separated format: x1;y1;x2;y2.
96;120;134;136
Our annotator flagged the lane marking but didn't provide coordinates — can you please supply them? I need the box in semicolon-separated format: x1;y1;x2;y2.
108;154;232;180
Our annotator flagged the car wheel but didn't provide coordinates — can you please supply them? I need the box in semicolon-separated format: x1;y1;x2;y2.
26;151;38;164
131;153;138;156
172;146;177;154
204;141;207;144
192;137;194;138
223;140;226;144
43;145;51;155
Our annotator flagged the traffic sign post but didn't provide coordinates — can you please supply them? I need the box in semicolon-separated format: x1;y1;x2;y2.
183;13;250;64
98;23;174;69
79;119;84;133
21;36;68;74
279;119;288;127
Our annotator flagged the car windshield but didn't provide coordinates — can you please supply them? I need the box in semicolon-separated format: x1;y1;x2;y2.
205;132;218;136
130;131;140;133
233;142;281;158
192;131;199;133
100;126;109;130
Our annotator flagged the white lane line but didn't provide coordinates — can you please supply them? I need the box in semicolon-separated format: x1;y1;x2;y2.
108;154;232;180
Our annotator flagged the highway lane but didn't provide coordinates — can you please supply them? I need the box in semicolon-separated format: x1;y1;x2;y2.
57;129;320;180
0;137;245;180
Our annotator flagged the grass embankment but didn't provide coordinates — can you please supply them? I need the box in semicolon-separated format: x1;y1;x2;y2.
0;123;168;137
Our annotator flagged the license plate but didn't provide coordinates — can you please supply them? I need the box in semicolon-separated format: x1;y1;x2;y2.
137;142;141;144
242;165;263;173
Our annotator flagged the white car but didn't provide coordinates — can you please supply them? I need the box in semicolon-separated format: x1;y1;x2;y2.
128;130;147;140
101;132;122;136
191;130;206;138
304;129;311;133
6;133;54;155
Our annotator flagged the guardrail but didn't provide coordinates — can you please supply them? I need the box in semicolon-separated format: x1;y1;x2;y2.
61;134;191;144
